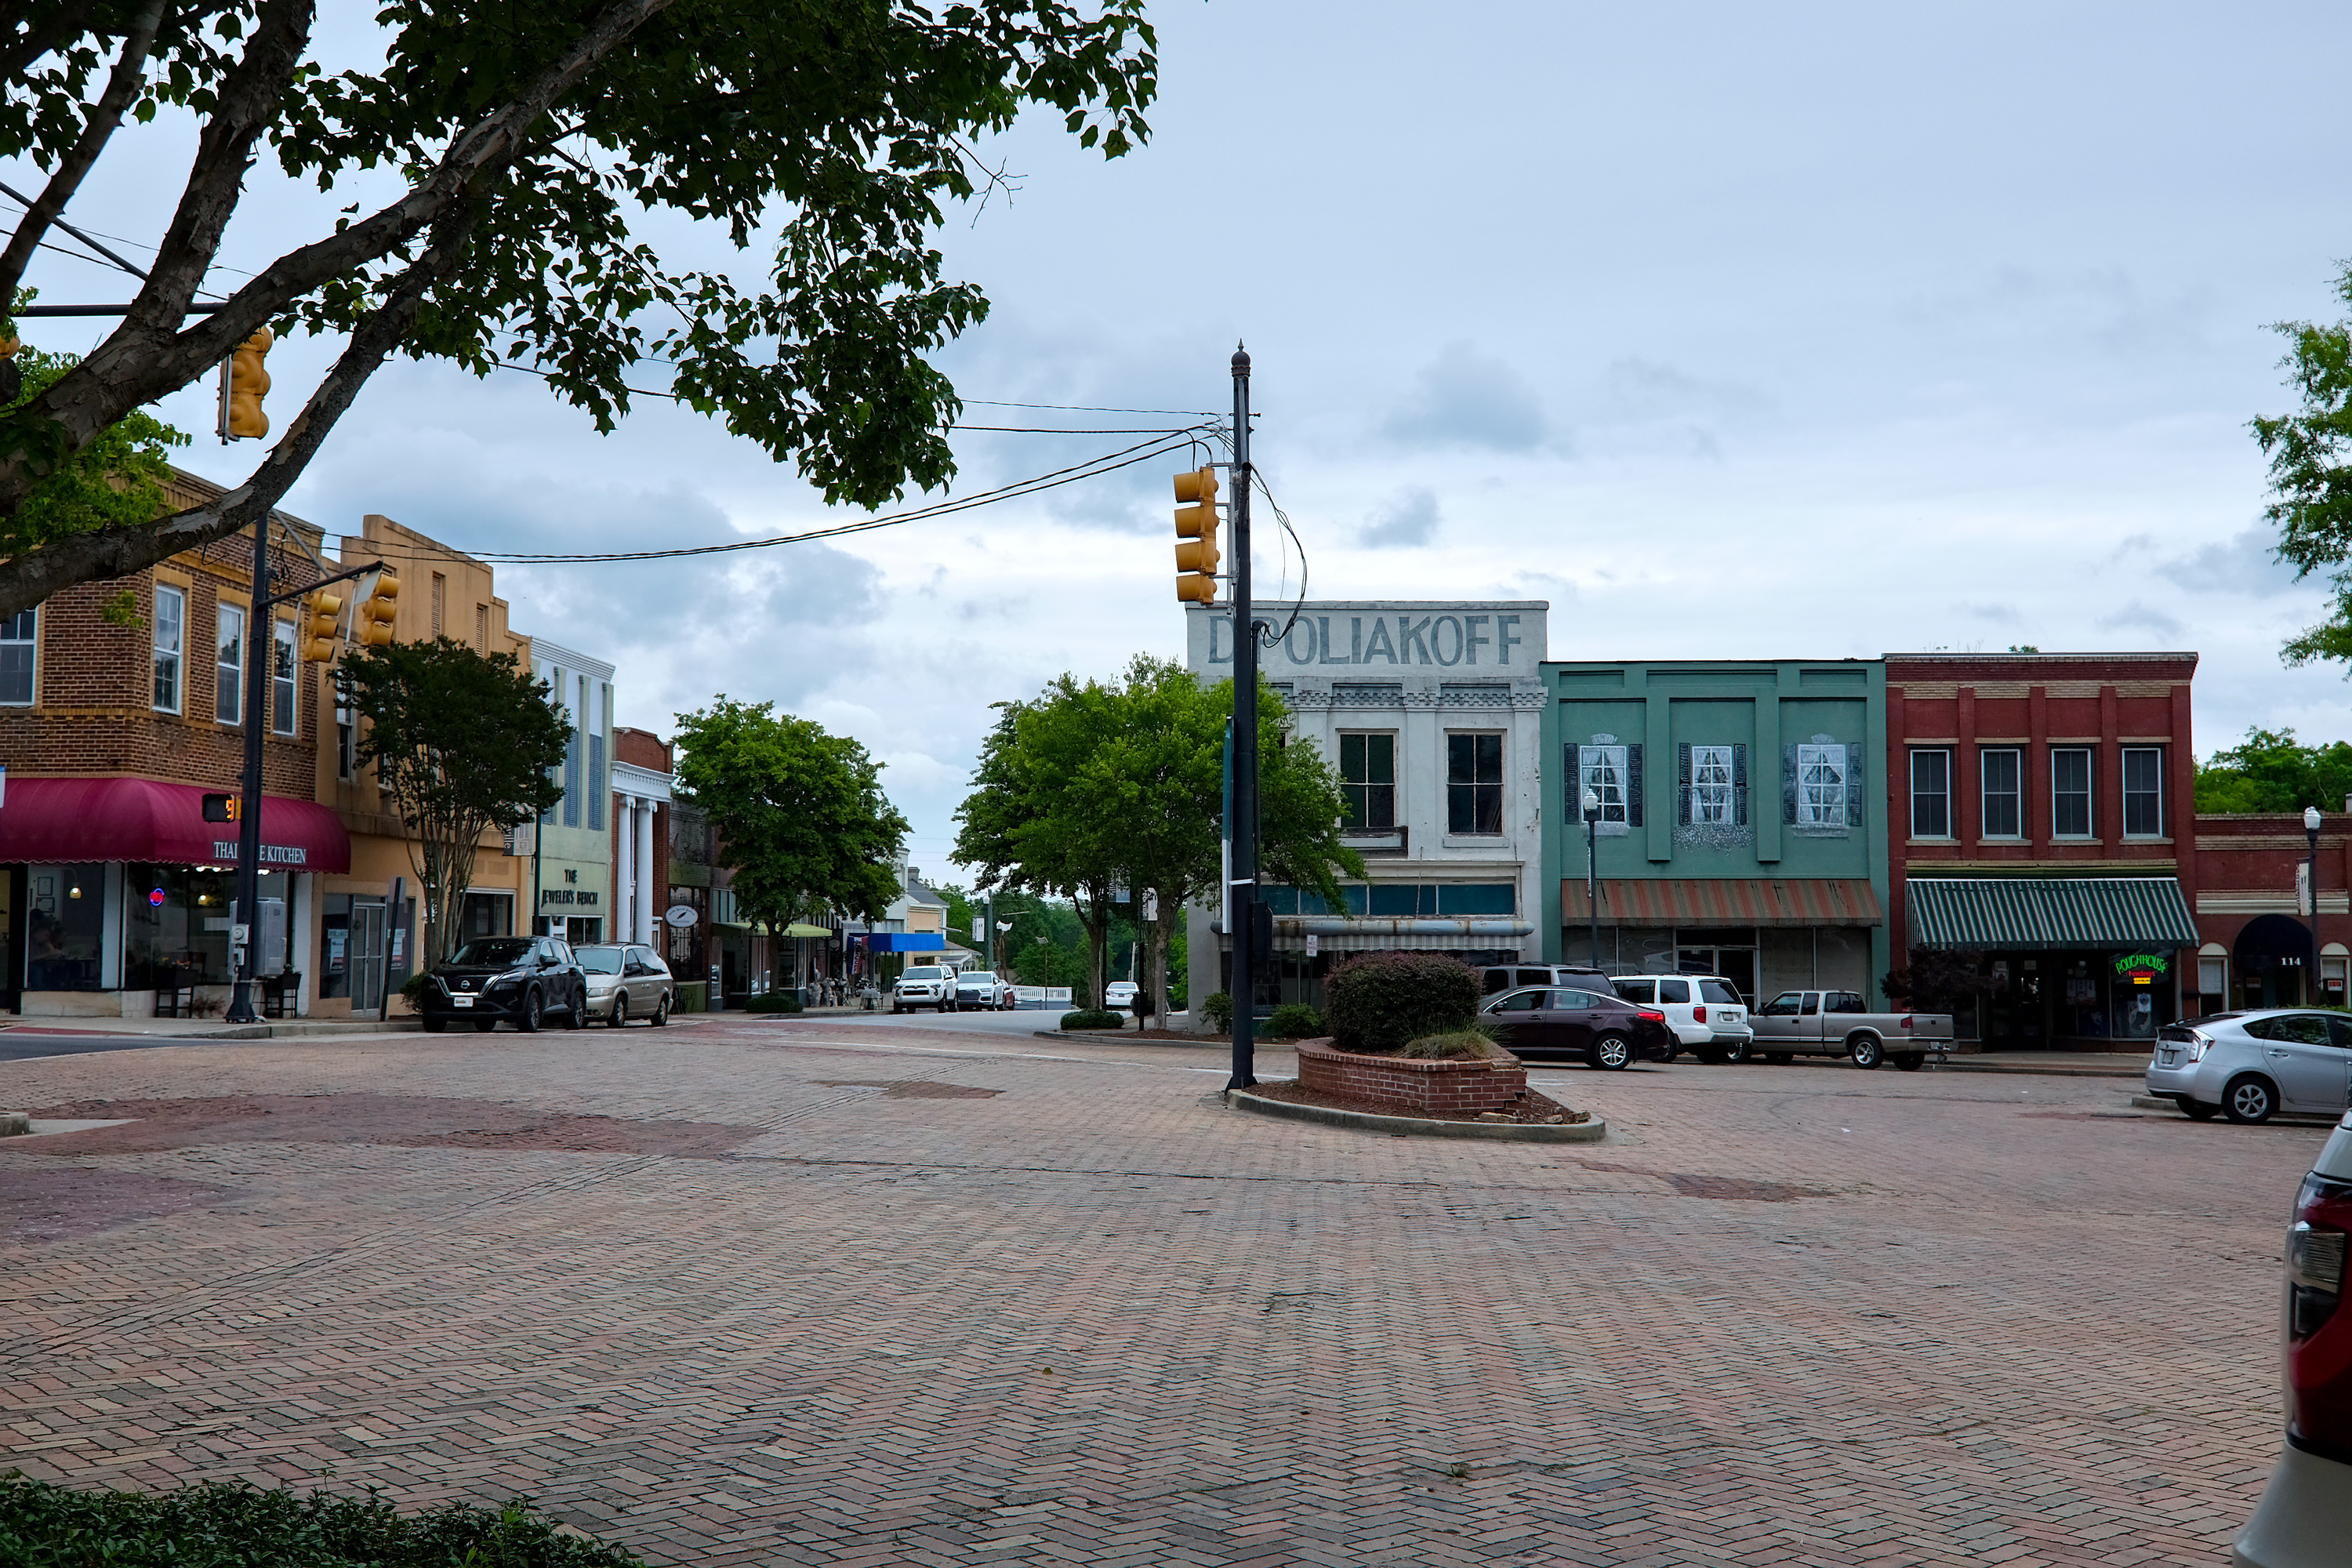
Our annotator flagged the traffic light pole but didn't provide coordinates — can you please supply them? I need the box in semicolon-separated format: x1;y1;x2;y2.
225;521;273;1023
1228;345;1258;1091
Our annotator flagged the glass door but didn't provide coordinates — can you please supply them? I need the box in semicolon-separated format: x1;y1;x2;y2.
348;900;387;1013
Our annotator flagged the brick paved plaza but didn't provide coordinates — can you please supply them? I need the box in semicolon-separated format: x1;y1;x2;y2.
0;1015;2328;1566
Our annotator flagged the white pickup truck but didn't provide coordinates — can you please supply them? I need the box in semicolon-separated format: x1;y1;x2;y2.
1748;989;1955;1070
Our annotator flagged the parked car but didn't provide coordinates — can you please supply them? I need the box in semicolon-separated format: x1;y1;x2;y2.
1103;980;1140;1011
891;964;958;1013
2233;1110;2352;1567
419;935;587;1033
1747;989;1954;1069
956;970;1016;1010
574;943;673;1028
1610;973;1753;1063
2148;1011;2352;1125
1479;985;1675;1070
1478;963;1613;997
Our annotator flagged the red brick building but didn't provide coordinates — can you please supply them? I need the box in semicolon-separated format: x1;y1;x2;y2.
0;470;349;1015
2188;811;2351;1013
1886;652;2201;1049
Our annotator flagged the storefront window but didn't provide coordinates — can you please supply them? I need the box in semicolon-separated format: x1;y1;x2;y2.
461;892;513;942
26;863;103;990
121;866;286;989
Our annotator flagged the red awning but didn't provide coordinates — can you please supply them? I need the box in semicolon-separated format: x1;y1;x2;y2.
1560;877;1883;927
0;776;350;873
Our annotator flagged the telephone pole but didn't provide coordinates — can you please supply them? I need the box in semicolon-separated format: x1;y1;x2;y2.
1228;345;1258;1091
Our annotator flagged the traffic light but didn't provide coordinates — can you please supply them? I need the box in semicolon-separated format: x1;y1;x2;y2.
220;327;272;440
201;793;240;823
1173;465;1220;604
354;568;399;646
300;589;343;662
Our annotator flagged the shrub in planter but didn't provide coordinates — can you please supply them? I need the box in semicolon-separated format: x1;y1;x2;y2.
1060;1007;1124;1029
0;1473;648;1566
745;991;804;1013
1265;1001;1323;1040
1399;1029;1494;1060
1200;991;1233;1032
1323;951;1483;1054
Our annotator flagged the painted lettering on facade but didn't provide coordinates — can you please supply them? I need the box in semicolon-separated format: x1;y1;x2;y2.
1206;611;1526;667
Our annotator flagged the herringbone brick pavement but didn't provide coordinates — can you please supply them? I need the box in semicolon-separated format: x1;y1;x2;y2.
0;1017;2325;1565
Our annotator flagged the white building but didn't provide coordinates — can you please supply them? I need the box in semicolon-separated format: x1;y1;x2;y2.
1183;600;1550;1011
521;637;615;944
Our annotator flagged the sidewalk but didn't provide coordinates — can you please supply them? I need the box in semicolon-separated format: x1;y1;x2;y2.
1936;1049;2151;1079
0;1014;419;1040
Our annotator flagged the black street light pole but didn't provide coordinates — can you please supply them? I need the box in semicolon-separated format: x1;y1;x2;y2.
224;521;273;1024
1582;786;1602;969
2307;804;2324;1004
1228;345;1258;1091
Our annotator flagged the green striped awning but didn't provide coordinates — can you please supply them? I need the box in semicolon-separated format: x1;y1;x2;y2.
1905;877;2198;951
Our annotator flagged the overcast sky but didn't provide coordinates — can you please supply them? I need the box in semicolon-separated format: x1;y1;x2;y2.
14;2;2352;877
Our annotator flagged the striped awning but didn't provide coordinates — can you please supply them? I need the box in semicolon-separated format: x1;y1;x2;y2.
1905;877;2198;951
1559;878;1882;927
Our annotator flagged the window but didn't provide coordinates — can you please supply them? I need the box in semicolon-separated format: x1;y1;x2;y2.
430;572;446;636
1981;748;2022;839
1910;749;1951;838
271;618;296;735
474;602;488;652
335;689;355;779
1339;733;1396;828
2052;746;2092;837
1490;989;1546;1012
152;585;184;713
1579;743;1630;825
214;605;243;724
1657;977;1690;1004
561;673;582;827
2123;747;2163;837
1689;744;1736;824
588;681;608;832
0;607;34;705
1796;743;1847;827
1446;732;1504;834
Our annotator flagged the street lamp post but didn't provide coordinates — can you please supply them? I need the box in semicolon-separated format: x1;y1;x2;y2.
2307;804;2325;1004
1582;786;1602;969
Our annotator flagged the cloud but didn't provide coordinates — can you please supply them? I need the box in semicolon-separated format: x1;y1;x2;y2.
2161;524;2305;596
1962;601;2021;625
1381;342;1548;451
1358;487;1440;548
2096;599;2187;640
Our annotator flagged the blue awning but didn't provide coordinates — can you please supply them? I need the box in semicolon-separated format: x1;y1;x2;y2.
858;933;945;953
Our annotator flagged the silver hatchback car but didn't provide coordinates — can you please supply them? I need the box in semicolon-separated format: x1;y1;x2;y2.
2147;1010;2352;1124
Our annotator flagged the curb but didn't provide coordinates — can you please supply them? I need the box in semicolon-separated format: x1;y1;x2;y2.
1936;1058;2146;1080
2129;1092;2342;1127
1224;1087;1606;1142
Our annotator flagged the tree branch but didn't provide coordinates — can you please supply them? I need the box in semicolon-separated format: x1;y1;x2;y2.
0;197;481;619
0;0;169;306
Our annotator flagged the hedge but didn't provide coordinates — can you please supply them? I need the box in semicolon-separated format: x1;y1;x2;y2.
1060;1008;1125;1030
744;991;803;1013
1265;1002;1323;1040
1323;951;1482;1054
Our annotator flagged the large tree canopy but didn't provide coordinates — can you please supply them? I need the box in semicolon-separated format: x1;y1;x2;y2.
2194;725;2352;815
0;0;1156;615
2253;262;2352;667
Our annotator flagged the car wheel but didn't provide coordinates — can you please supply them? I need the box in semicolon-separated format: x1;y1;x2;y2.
1763;1051;1792;1065
1718;1037;1749;1065
650;995;669;1028
1850;1036;1885;1070
609;993;628;1029
2180;1097;2219;1121
423;1017;446;1033
943;996;957;1013
889;1000;901;1014
1892;1053;1924;1072
1592;1033;1633;1070
561;988;584;1028
517;988;543;1033
2223;1075;2278;1124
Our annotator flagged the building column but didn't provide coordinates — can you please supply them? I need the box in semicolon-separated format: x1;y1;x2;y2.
615;794;636;946
635;797;656;944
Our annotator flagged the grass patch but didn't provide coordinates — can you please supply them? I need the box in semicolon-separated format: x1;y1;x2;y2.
0;1474;644;1566
1396;1029;1495;1060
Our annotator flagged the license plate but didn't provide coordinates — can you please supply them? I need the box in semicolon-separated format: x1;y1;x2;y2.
2158;1049;2177;1065
452;996;474;1008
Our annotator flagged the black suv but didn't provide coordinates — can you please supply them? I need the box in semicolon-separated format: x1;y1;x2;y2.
420;935;588;1033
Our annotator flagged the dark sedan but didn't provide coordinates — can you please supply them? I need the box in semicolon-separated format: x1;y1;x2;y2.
1479;985;1676;1070
419;935;588;1033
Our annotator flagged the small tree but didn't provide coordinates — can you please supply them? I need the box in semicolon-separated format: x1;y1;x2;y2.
338;637;570;966
671;699;909;962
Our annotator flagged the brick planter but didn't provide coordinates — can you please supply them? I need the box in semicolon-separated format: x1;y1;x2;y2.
1294;1036;1526;1116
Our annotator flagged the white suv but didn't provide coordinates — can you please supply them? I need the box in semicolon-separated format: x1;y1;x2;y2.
1609;974;1752;1064
891;965;957;1013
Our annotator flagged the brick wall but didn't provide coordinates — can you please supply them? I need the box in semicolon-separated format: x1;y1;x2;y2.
1294;1037;1527;1113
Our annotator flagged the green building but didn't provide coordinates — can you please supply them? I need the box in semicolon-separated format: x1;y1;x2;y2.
1539;659;1890;1005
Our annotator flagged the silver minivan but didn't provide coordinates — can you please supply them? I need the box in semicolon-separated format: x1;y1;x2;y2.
573;943;674;1028
2147;1010;2352;1124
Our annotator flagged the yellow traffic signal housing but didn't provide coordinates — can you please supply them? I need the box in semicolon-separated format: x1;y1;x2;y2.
221;327;273;441
300;590;343;662
354;569;400;646
1173;466;1221;604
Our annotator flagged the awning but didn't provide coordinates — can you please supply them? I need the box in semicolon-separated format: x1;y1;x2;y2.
858;932;945;953
1559;877;1882;927
1905;877;2198;951
782;922;833;938
0;776;350;873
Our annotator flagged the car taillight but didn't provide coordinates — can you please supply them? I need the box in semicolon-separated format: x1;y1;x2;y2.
1900;1014;1914;1030
2184;1031;2212;1062
1635;1009;1665;1022
1692;1004;1707;1023
2287;1174;2352;1462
